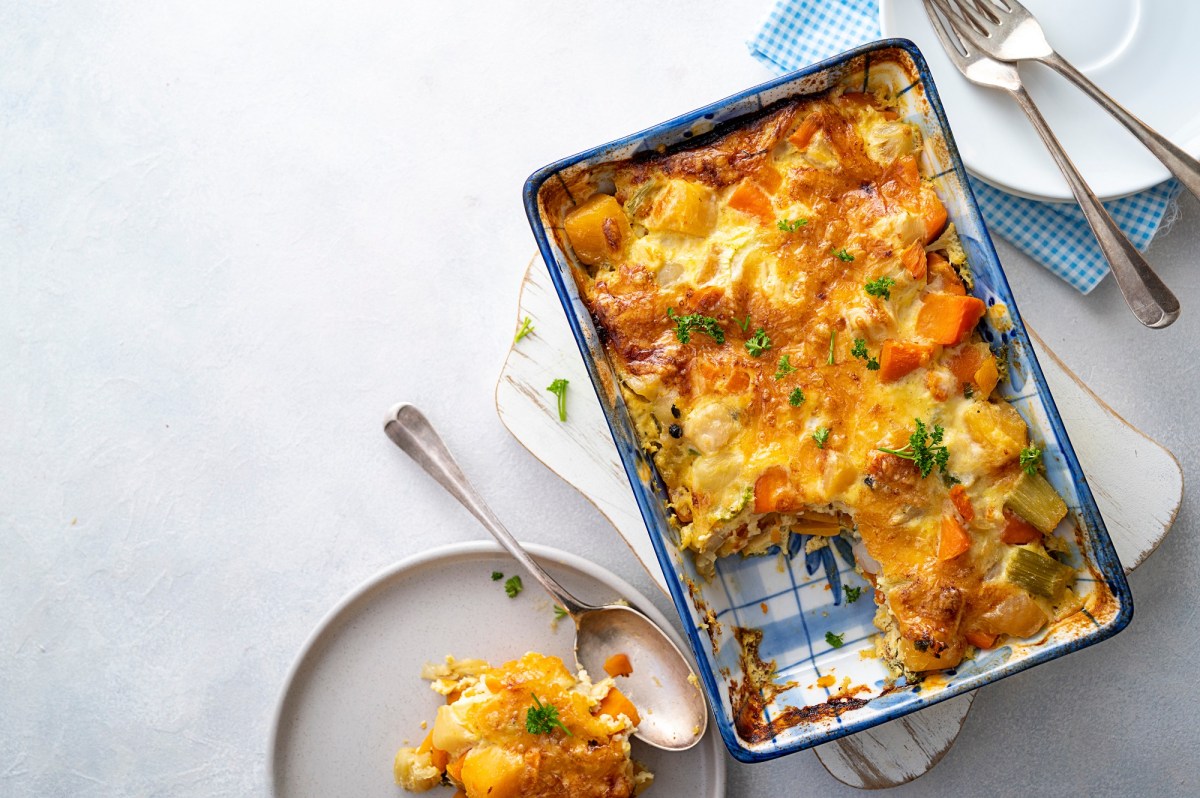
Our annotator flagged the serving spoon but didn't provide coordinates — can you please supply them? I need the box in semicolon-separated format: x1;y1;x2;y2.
383;402;708;751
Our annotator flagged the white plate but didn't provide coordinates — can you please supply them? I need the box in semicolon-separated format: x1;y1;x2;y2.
880;0;1200;201
269;541;726;798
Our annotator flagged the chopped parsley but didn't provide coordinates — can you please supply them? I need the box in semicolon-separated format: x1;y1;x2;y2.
491;571;504;581
843;585;862;603
745;328;772;357
851;337;880;370
877;418;950;479
825;631;845;648
667;308;725;345
864;276;896;299
813;426;830;449
553;605;569;620
736;314;752;332
964;383;975;399
525;694;572;736
832;248;855;262
774;354;797;380
788;387;805;407
1020;445;1043;476
513;316;535;343
504;575;524;598
778;218;808;232
546;379;569;422
828;329;836;365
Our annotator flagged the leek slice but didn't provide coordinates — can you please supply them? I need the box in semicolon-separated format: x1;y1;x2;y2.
1004;471;1067;534
1004;547;1073;600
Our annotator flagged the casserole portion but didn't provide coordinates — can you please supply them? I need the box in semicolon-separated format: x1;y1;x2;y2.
394;652;652;798
540;87;1081;676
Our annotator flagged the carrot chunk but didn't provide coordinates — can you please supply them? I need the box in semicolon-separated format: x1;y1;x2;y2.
903;241;927;281
728;181;774;222
603;653;633;678
753;465;797;513
949;484;975;523
965;630;998;649
1001;508;1042;545
597;687;640;727
938;515;971;561
917;294;986;346
948;344;985;386
922;192;949;244
788;116;820;150
879;340;933;382
926;252;965;295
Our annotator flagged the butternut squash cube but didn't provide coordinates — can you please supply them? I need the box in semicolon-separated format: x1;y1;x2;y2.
563;193;631;267
646;179;716;237
459;746;526;798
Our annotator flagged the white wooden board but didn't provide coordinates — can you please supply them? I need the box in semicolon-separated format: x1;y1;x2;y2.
495;257;1182;789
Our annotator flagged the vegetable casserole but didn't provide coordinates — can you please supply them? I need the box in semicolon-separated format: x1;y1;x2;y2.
394;652;652;798
538;85;1088;677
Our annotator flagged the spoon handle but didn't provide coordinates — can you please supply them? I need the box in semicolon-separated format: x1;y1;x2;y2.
383;403;589;615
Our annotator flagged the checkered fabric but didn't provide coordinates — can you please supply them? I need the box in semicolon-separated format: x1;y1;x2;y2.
748;0;1181;293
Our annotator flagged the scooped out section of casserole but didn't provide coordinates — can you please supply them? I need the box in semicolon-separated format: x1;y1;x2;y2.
394;652;652;798
541;87;1082;677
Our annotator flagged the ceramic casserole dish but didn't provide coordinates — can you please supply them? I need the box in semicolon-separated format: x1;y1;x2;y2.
522;39;1132;762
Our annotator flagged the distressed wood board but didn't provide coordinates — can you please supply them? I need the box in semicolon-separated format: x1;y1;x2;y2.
495;256;1182;788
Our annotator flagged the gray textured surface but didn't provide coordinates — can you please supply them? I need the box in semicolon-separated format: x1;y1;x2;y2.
1;1;1196;795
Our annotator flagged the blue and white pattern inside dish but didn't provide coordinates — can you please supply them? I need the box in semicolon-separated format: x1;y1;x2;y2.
523;40;1132;763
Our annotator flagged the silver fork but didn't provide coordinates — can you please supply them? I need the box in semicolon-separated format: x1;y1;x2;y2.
940;0;1200;201
923;0;1179;329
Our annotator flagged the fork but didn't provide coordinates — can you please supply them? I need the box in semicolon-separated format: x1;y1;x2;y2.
922;0;1179;329
938;0;1200;202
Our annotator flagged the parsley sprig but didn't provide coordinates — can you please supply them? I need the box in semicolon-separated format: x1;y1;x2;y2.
843;585;862;603
667;308;725;345
778;218;808;232
828;330;836;365
864;276;896;300
825;631;845;648
526;694;572;736
745;328;771;357
546;379;569;422
788;387;805;407
504;575;523;598
774;354;797;380
851;337;880;370
877;418;950;479
813;426;830;449
513;316;535;343
1020;445;1042;476
735;314;752;332
832;248;855;262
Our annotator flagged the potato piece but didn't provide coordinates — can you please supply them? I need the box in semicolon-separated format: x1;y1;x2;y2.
962;401;1027;471
393;746;442;791
646;179;716;237
459;746;527;798
564;193;631;267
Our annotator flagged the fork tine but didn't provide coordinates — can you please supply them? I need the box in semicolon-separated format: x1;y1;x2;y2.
922;0;971;61
966;0;1002;25
939;0;992;37
930;0;993;49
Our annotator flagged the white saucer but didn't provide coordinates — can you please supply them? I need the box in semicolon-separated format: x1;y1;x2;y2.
269;541;726;798
881;0;1200;201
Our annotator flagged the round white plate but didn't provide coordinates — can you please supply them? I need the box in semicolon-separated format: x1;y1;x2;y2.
269;541;726;798
881;0;1200;201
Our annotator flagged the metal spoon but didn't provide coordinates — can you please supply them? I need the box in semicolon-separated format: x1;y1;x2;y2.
383;402;708;751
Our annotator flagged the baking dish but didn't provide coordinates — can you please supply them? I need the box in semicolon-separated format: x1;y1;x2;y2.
523;39;1132;762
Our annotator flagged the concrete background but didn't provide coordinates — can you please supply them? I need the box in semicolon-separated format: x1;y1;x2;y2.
2;0;1195;794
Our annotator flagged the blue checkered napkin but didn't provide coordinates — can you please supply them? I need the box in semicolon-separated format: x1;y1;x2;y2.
748;0;1181;293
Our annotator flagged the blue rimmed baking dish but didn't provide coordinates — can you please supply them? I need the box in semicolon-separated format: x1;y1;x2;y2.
522;39;1132;762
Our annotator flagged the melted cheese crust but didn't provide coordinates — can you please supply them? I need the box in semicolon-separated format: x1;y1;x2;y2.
395;652;649;798
547;89;1068;672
